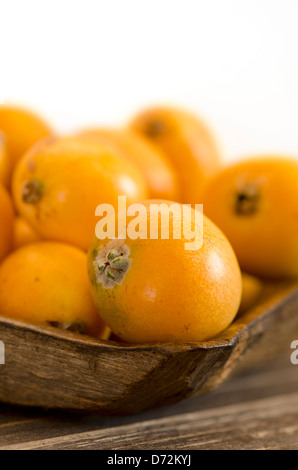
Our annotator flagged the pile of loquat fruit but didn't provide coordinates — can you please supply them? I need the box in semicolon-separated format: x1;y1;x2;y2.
0;104;296;344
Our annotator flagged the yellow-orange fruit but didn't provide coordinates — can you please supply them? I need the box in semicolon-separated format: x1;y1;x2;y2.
0;184;14;263
0;132;10;188
13;136;148;251
202;157;298;279
88;200;242;343
0;105;53;185
0;242;109;338
12;216;42;250
79;127;179;200
238;272;263;315
130;106;221;203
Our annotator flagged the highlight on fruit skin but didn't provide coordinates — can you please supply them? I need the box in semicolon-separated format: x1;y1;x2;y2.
0;241;109;339
78;127;179;201
0;183;14;263
202;156;298;279
129;106;221;204
238;272;263;316
0;105;54;186
12;135;149;251
88;200;242;344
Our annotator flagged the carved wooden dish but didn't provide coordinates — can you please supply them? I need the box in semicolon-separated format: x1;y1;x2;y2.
0;280;297;415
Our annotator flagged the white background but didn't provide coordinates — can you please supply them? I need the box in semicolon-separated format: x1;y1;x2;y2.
1;0;298;163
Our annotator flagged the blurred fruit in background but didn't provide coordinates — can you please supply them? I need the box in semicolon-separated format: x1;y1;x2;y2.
202;157;298;279
0;242;109;338
0;105;54;187
238;272;263;315
88;200;242;343
0;184;14;263
13;135;148;251
79;127;179;200
12;216;42;250
129;106;221;204
0;132;10;187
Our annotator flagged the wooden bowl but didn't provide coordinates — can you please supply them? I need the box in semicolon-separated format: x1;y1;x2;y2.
0;280;297;415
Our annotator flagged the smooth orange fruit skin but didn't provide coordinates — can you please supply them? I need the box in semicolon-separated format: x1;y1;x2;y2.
79;128;179;200
0;132;10;188
0;105;53;185
238;272;263;315
13;216;42;250
129;106;221;204
0;242;109;338
202;157;298;279
0;184;14;263
12;136;148;251
88;200;242;343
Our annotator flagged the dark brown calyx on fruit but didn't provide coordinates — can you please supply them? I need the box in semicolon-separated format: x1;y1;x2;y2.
235;184;260;215
143;120;166;138
47;321;86;334
22;180;43;204
93;240;131;289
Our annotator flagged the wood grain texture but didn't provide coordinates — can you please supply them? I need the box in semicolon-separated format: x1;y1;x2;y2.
0;280;298;415
4;394;298;450
0;353;298;449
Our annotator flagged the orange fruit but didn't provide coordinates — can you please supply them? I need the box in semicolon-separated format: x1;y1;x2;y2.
88;200;241;343
0;184;14;263
79;127;179;200
0;131;10;187
13;216;42;250
238;272;263;315
12;135;148;251
202;157;298;279
0;242;109;338
129;106;221;203
0;105;53;186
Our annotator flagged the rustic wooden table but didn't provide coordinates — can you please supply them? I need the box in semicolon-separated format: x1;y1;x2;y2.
0;352;297;450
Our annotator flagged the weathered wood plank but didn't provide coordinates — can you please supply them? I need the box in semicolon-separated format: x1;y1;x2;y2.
2;392;298;450
0;353;297;449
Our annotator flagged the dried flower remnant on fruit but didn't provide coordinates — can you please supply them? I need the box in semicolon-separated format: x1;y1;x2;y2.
93;240;131;289
22;180;43;204
234;184;260;216
143;120;166;138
